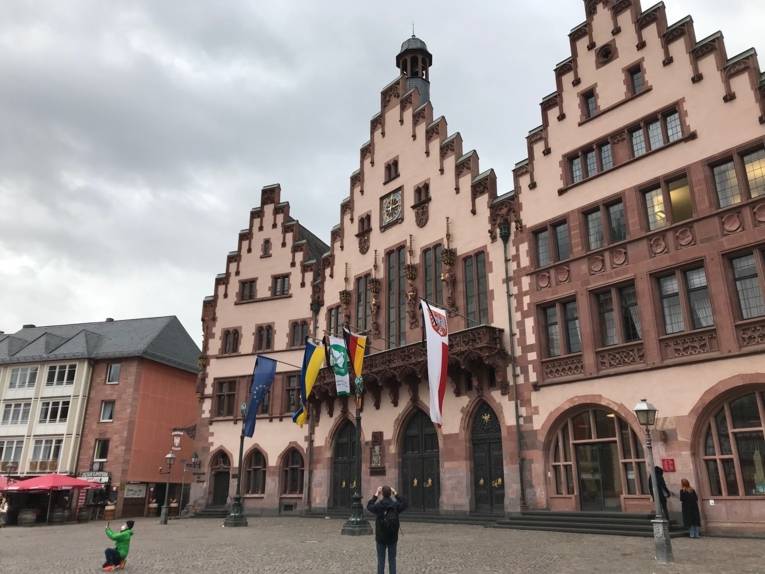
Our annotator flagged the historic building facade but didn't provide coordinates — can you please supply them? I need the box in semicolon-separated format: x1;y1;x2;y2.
194;36;517;518
194;0;765;535
505;0;765;535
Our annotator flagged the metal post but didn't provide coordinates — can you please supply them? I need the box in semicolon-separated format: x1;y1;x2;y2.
224;432;248;527
160;475;171;525
179;462;187;518
644;428;673;563
341;384;372;536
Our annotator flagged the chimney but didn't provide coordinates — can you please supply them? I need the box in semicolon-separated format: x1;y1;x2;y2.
22;324;36;328
105;318;114;322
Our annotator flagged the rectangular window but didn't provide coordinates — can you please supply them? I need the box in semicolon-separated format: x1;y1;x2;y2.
39;400;70;424
631;129;646;157
255;325;273;351
240;280;257;301
543;306;560;358
664;111;683;142
585;150;597;178
554;222;571;261
93;439;109;471
597;292;617;347
713;161;741;207
608;201;627;242
596;283;642;347
744;149;765;198
0;439;23;463
9;366;38;390
686;268;714;329
327;307;340;337
106;363;121;384
423;245;443;306
355;275;371;332
535;229;551;267
290;321;309;347
599;143;613;171
732;254;765;320
386;247;406;348
659;275;684;335
258;389;271;415
668;177;693;223
100;400;115;422
564;302;581;354
464;252;489;326
32;438;63;463
583;91;597;118
2;402;31;425
629;66;644;94
46;364;76;386
272;275;290;296
647;120;663;151
285;374;301;413
570;156;583;183
643;187;666;230
585;211;604;250
214;380;236;417
620;284;642;342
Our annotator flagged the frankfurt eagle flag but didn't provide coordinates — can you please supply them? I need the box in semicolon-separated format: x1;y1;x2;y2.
421;300;449;426
328;335;351;396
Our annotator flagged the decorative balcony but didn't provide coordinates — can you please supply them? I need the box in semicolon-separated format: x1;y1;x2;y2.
659;327;718;360
596;341;646;371
312;325;510;410
540;353;584;382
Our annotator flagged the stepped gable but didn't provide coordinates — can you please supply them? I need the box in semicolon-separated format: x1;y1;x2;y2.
513;0;765;191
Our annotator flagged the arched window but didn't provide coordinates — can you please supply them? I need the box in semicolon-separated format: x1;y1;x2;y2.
261;238;272;257
701;390;765;497
282;448;304;495
211;451;230;469
245;450;267;495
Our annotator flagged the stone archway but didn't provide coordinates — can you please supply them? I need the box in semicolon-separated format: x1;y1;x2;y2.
209;450;231;507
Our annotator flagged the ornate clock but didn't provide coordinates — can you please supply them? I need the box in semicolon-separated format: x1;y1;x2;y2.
381;189;403;228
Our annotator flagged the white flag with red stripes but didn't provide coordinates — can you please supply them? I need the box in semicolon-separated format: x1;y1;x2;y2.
421;300;449;426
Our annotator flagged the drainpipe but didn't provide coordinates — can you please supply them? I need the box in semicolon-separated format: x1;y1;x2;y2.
499;219;527;512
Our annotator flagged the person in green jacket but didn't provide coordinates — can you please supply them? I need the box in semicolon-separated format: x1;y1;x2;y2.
103;520;134;571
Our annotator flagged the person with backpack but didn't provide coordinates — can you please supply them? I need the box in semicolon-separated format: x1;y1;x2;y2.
367;485;407;574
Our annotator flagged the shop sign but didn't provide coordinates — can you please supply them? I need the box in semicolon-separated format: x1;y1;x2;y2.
171;430;184;451
79;471;110;484
124;483;147;499
661;458;676;472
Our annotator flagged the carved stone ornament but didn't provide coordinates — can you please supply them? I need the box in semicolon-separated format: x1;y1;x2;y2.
611;247;628;267
674;226;695;248
368;278;382;338
597;343;645;370
440;247;458;314
405;263;419;328
339;289;352;326
649;234;668;256
414;200;430;228
542;355;584;380
555;265;571;284
752;202;765;225
358;231;371;254
721;212;743;234
737;318;765;347
589;255;606;275
537;272;551;290
661;330;718;360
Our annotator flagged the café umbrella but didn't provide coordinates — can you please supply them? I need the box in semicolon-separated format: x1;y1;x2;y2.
4;474;101;523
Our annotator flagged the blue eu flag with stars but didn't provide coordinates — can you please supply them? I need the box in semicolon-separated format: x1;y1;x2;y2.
243;356;276;437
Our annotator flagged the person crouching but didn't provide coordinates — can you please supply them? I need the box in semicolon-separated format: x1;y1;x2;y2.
103;520;134;571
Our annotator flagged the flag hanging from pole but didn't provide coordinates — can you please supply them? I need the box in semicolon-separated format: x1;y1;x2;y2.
344;327;367;379
420;300;449;426
243;356;277;438
328;335;351;396
292;339;326;427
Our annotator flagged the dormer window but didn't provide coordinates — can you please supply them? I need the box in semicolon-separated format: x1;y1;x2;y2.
384;158;400;183
414;182;430;204
358;214;372;234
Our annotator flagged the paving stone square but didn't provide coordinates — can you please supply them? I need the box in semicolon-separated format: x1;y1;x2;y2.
1;517;763;574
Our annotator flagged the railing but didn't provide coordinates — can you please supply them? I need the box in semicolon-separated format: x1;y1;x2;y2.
28;460;59;473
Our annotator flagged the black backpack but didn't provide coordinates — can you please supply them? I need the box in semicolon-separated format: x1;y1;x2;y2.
381;506;400;536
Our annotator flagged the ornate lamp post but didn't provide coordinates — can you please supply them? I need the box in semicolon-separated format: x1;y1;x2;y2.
341;376;372;536
159;451;176;525
634;399;673;564
224;402;249;527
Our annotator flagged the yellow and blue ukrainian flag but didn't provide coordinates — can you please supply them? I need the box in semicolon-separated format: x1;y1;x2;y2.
292;339;325;427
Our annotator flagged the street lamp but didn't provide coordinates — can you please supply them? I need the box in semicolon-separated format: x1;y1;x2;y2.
633;399;673;564
159;451;176;525
341;376;372;536
224;402;248;527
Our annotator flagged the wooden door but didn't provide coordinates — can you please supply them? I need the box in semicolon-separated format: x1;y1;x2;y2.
212;471;229;506
331;421;357;509
471;403;504;514
400;410;440;512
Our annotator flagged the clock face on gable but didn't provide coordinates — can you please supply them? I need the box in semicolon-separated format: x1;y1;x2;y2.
381;189;403;228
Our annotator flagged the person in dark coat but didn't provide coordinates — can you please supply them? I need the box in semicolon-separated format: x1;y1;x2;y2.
367;485;407;574
680;478;701;538
648;466;672;520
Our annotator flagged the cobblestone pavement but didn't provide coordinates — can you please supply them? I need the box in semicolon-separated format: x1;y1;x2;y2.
1;517;763;574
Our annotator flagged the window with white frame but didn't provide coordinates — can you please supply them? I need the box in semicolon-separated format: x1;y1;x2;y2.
93;439;110;471
106;363;121;384
2;402;31;425
100;400;115;422
9;366;38;389
0;439;23;465
39;400;70;424
31;438;63;463
46;364;76;386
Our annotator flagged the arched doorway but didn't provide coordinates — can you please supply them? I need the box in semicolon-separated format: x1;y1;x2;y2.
471;403;504;514
549;407;647;512
210;451;231;507
400;410;439;512
331;420;357;509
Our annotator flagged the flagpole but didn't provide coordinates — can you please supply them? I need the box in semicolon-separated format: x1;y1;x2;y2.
224;403;248;527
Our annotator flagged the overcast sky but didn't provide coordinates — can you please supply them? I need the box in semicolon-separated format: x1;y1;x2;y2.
1;1;762;344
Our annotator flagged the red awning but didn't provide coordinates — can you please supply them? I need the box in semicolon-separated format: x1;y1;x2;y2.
0;476;13;490
5;474;101;491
